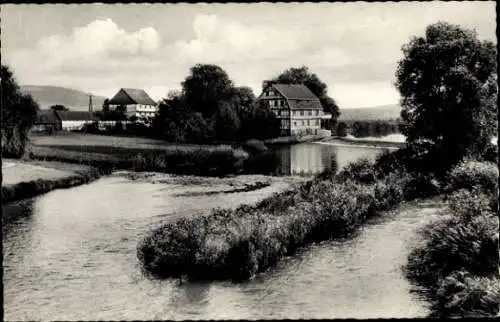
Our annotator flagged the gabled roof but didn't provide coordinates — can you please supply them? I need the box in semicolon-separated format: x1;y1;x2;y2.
287;99;323;110
271;84;320;100
108;88;157;106
35;110;61;124
55;111;100;121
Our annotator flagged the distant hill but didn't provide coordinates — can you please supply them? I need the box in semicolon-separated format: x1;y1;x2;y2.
20;85;107;111
339;104;401;121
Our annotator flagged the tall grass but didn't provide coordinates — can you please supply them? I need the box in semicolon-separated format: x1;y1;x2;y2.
137;157;410;281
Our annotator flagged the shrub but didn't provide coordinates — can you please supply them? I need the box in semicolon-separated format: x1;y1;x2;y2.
433;270;500;318
137;179;398;281
336;158;377;184
405;213;499;286
482;143;498;164
401;173;441;200
374;148;410;177
446;188;497;220
445;160;499;195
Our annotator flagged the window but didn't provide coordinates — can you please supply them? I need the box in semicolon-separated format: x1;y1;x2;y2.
280;100;285;107
308;110;312;116
293;121;297;126
300;110;304;116
315;110;319;116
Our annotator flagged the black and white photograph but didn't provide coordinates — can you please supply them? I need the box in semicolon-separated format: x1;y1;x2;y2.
1;1;498;320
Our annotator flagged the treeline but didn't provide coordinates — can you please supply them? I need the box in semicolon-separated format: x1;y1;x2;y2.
150;65;281;143
333;119;400;138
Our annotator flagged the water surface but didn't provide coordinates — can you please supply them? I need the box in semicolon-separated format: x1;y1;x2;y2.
3;143;440;320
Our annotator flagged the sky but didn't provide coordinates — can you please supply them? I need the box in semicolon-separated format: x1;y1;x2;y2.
1;2;496;109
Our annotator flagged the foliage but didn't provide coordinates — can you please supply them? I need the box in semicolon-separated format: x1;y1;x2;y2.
152;64;279;143
335;121;348;137
1;65;39;158
212;102;241;141
336;158;378;184
395;22;498;173
49;104;69;111
182;64;235;118
405;180;499;318
265;65;340;129
445;160;499;195
433;271;499;318
137;161;417;281
349;120;400;138
238;100;281;140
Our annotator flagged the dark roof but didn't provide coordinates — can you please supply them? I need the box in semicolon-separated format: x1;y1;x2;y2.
288;99;323;110
35;110;61;124
271;84;319;100
108;88;157;105
55;111;100;121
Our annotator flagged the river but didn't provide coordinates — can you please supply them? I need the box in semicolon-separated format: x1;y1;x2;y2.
2;142;441;320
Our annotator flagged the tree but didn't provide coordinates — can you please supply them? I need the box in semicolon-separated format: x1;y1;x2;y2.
182;64;235;118
212;101;241;141
265;65;341;129
50;104;69;111
229;86;256;112
395;22;497;173
102;99;110;113
238;100;281;140
1;65;39;157
335;122;348;137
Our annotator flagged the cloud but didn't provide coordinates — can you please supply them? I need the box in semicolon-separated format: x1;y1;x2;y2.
10;18;160;74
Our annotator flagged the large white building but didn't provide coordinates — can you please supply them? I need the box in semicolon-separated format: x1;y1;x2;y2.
258;83;331;136
108;88;158;119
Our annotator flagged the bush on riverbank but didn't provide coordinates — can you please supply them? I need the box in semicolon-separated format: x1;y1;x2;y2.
137;164;413;281
405;165;499;318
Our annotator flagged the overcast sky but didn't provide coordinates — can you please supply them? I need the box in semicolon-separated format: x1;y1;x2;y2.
1;2;496;108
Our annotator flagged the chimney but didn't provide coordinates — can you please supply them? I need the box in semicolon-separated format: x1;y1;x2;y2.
88;94;93;120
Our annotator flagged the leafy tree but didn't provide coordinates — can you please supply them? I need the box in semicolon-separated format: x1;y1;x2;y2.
230;86;256;112
265;65;341;128
50;104;69;111
335;121;348;137
396;22;497;173
212;101;241;141
239;100;281;140
182;64;235;118
102;98;110;113
1;65;39;157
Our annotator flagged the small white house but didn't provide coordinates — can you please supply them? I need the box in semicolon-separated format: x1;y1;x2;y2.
108;88;158;119
56;111;99;131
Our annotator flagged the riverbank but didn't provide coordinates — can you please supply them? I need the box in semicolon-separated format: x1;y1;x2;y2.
324;136;406;149
404;161;499;318
27;132;249;176
137;153;441;281
1;159;110;204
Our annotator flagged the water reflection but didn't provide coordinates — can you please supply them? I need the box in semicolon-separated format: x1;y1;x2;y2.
269;142;387;176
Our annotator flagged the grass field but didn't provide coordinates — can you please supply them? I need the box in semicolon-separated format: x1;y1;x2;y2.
27;132;249;176
2;159;91;185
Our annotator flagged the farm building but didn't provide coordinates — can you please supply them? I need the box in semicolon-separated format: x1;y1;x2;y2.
55;111;100;131
258;83;331;136
107;88;158;119
32;110;62;133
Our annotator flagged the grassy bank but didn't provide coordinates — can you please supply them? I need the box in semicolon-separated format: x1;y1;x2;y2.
137;153;437;281
1;160;111;204
404;160;499;318
28;133;249;176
